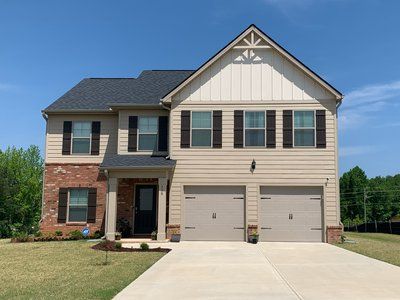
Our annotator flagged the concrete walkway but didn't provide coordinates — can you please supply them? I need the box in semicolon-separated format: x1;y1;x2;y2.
114;242;400;300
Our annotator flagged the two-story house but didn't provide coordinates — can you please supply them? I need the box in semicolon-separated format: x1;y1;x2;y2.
41;24;343;243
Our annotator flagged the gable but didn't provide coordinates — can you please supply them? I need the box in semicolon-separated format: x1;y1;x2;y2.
165;25;342;103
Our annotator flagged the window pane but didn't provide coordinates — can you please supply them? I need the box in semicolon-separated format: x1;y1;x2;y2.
139;134;157;151
245;129;265;146
70;189;88;205
245;112;265;128
294;129;315;146
139;188;154;211
138;117;158;133
294;111;314;128
73;122;91;137
192;129;211;146
72;138;90;154
68;207;87;222
192;112;211;128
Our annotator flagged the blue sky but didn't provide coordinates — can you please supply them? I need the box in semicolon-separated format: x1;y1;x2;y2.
0;0;399;177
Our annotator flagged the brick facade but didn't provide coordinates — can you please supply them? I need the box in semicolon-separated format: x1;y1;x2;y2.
326;225;343;243
40;164;107;235
117;178;158;237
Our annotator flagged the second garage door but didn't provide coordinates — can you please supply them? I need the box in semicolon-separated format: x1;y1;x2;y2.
183;186;245;241
260;186;323;242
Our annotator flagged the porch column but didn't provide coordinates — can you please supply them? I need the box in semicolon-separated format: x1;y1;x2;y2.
157;177;167;240
106;177;118;241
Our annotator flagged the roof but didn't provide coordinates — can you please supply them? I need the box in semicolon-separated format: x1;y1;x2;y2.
100;154;176;170
44;70;194;112
162;24;343;102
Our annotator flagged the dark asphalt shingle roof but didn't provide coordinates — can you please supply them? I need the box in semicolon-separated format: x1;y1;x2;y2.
44;70;194;112
100;154;176;169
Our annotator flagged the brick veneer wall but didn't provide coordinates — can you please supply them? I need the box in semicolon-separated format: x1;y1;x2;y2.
117;178;158;236
40;164;107;235
326;225;343;243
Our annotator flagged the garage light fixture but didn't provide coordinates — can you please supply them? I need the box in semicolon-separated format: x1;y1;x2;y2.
251;159;256;173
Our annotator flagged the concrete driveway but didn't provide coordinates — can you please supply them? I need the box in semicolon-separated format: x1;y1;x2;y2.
114;242;400;300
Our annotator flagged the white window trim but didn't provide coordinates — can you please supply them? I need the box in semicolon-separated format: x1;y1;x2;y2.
244;111;266;148
137;116;159;152
71;121;92;155
190;111;213;148
67;188;88;223
293;110;316;148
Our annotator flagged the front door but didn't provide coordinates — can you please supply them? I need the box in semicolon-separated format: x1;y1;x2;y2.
134;185;157;235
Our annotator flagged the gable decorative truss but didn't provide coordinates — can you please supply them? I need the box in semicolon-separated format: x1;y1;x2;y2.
161;24;343;103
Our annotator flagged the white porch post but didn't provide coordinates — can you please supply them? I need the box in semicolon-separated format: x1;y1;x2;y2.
157;177;167;241
106;177;118;241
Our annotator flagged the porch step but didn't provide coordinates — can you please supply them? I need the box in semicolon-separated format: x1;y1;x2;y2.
120;238;169;243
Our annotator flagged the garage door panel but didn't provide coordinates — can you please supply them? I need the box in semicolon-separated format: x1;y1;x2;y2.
260;186;323;242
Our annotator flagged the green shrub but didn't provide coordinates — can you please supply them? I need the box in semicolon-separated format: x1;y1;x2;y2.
140;243;149;251
34;231;43;237
93;230;103;239
11;232;33;243
55;230;63;237
69;230;84;240
115;242;122;249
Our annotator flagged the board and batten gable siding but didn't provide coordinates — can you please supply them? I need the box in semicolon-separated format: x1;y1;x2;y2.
118;109;169;155
45;114;118;164
172;49;333;102
169;101;338;227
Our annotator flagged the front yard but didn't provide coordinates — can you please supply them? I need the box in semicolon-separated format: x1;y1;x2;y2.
0;239;165;299
337;232;400;267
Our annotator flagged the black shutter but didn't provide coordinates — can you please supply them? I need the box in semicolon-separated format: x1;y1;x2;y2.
316;110;326;148
283;110;293;148
57;188;68;223
87;188;97;223
180;111;190;148
128;116;138;152
158;116;168;152
234;110;244;148
62;121;72;155
91;121;101;155
266;110;276;148
212;111;222;148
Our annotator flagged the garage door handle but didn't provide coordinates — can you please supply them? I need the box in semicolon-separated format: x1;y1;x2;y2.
233;197;244;199
185;196;196;199
261;197;271;200
261;227;272;230
310;228;322;230
185;226;196;229
310;197;321;200
234;227;244;230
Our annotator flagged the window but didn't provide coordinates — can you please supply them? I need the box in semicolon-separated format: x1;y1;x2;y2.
191;111;212;147
245;111;265;146
294;111;315;147
138;117;158;151
68;189;88;222
72;122;91;154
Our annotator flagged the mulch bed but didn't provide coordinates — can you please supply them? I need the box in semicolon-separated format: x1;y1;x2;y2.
92;241;171;253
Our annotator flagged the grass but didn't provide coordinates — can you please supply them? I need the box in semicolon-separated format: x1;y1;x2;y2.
337;232;400;267
0;239;165;299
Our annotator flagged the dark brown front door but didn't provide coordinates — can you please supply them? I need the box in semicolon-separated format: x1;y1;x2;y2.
134;185;157;235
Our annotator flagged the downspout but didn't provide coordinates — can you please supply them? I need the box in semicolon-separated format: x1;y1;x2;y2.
335;97;344;228
39;112;49;229
104;169;109;239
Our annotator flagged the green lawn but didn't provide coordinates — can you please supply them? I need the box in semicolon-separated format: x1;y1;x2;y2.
337;232;400;267
0;239;165;299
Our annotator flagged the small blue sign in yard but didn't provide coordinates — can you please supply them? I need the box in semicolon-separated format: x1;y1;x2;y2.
82;227;90;237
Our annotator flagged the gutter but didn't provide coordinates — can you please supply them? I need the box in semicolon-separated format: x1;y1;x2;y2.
99;165;175;171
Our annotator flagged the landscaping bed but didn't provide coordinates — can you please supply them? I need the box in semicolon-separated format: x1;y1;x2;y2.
92;240;171;253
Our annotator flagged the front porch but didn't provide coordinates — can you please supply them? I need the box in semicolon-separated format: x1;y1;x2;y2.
100;155;175;241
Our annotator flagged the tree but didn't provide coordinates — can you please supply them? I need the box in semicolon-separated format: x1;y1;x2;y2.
0;146;43;237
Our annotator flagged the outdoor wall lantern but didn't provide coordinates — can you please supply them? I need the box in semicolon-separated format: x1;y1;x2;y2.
251;159;256;173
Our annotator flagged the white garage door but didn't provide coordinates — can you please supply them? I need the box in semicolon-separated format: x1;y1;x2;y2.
183;186;245;241
260;186;323;242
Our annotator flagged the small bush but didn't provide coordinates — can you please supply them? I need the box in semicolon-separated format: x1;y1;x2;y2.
11;232;32;243
140;243;149;251
92;230;103;239
115;242;122;249
34;231;43;237
55;230;63;237
69;230;84;240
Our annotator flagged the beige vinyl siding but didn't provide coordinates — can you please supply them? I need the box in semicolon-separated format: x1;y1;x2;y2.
45;114;118;164
169;100;339;227
118;109;169;155
172;48;333;103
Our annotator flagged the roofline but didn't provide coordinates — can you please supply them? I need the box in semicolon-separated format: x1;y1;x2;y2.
161;24;343;102
99;165;175;170
107;103;166;110
42;109;114;114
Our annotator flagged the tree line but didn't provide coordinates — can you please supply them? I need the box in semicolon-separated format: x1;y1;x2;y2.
340;166;400;225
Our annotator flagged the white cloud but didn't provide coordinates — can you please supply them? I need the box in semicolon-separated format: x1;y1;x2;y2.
340;145;379;157
339;80;400;130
